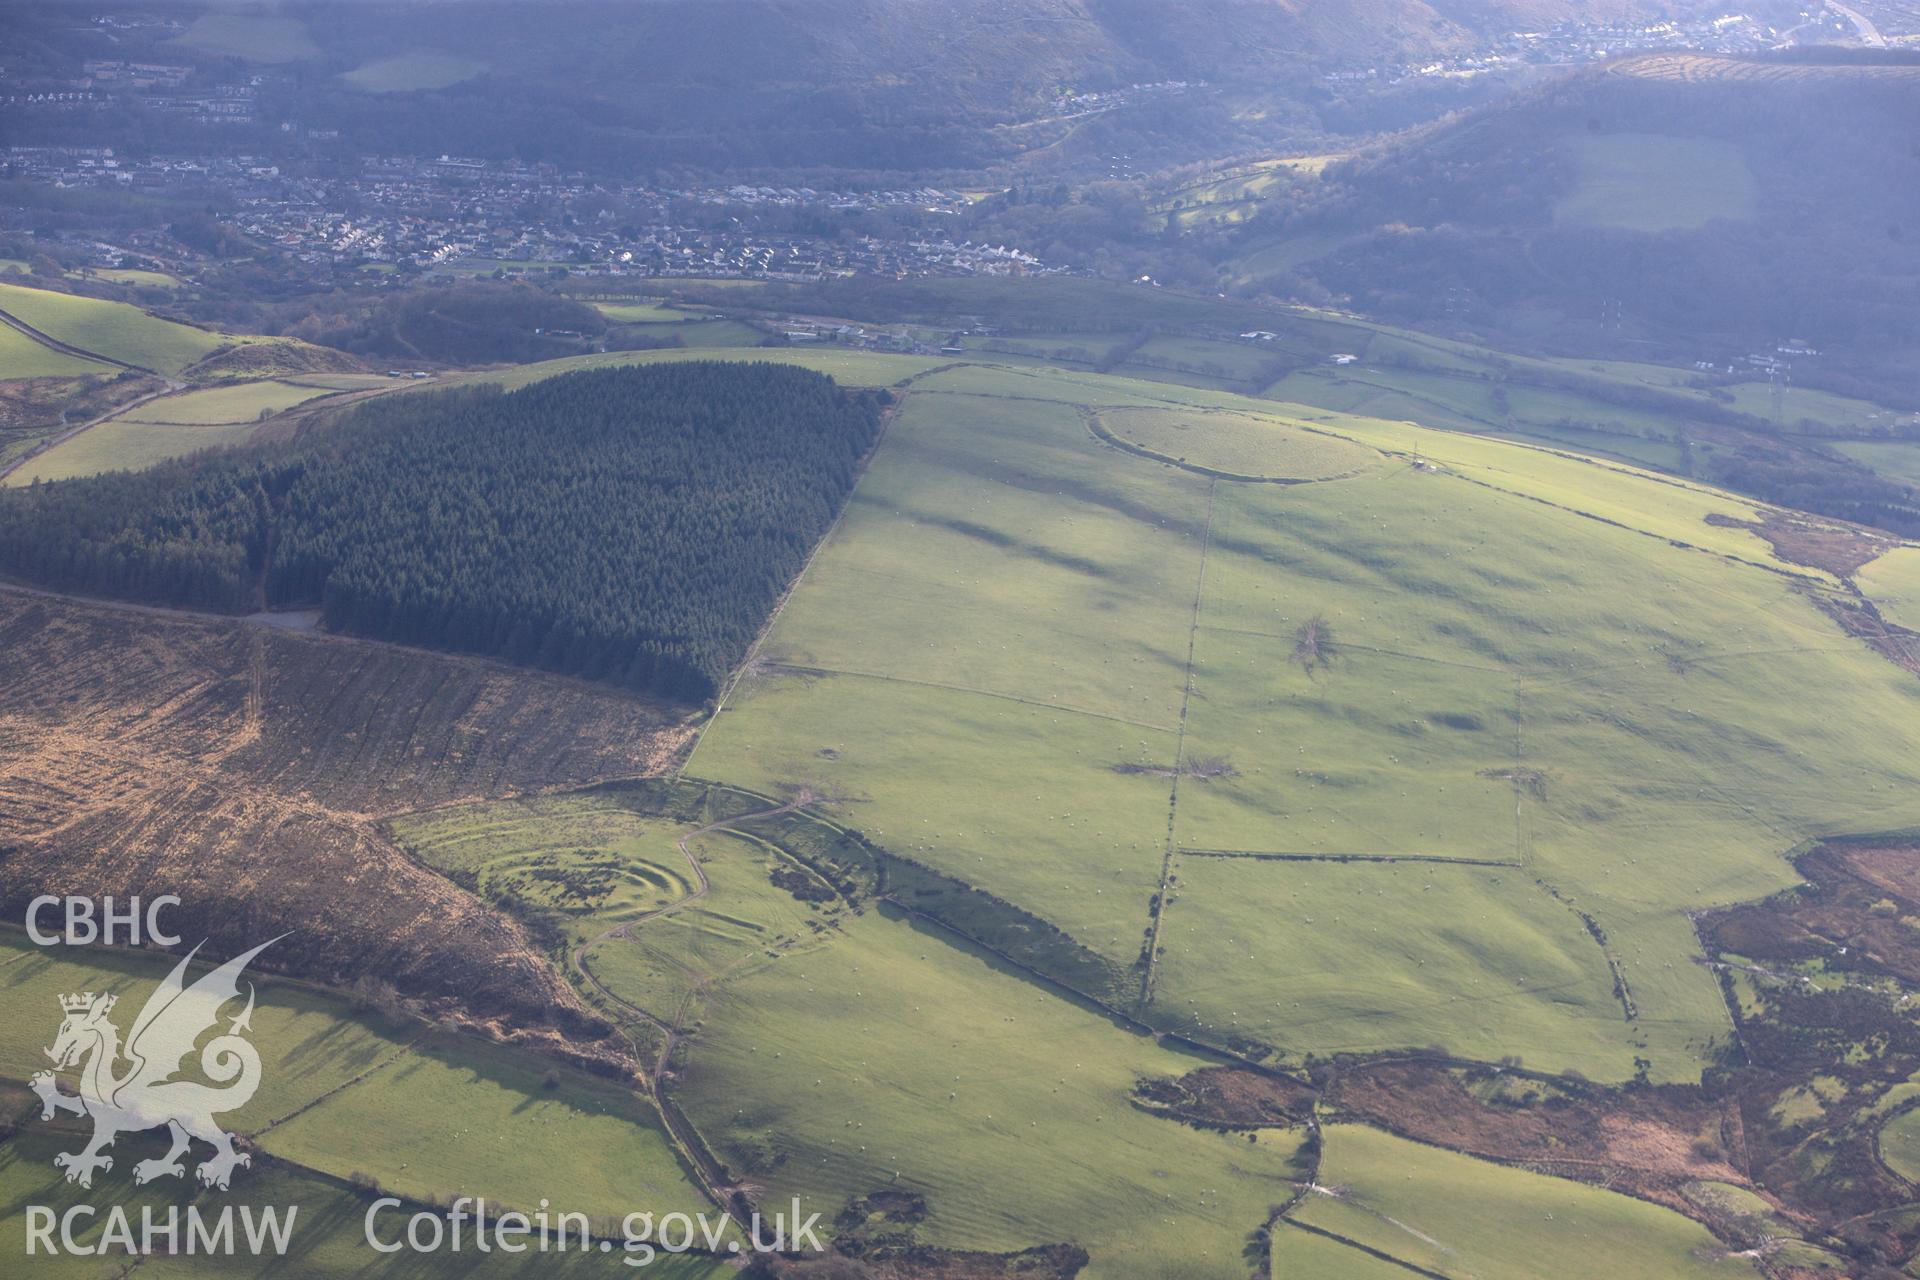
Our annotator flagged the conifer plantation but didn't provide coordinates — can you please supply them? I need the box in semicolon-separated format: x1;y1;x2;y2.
0;363;885;700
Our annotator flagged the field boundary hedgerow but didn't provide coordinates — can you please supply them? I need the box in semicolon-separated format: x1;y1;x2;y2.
1140;478;1216;1007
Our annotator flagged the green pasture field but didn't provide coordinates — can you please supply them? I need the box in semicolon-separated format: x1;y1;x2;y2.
617;318;765;347
1128;335;1278;384
1266;367;1496;435
0;322;107;379
0;282;232;375
0;933;710;1248
1272;362;1691;467
1344;322;1899;440
1878;1106;1920;1183
684;355;1920;1085
915;291;1910;481
579;825;846;1028
0;935;416;1132
1556;132;1758;232
1293;1124;1755;1279
1268;1219;1425;1279
284;372;405;391
82;268;186;289
1859;545;1920;629
1835;441;1920;489
171;12;320;62
450;786;1318;1276
122;380;336;424
257;1032;707;1222
977;331;1121;366
341;52;489;92
670;901;1311;1278
5;420;259;484
1152;858;1634;1072
0;1126;730;1278
1721;381;1906;431
1679;1179;1838;1266
692;389;1211;964
704;677;1181;967
1487;420;1687;472
1098;406;1383;480
593;301;685;323
389;793;700;950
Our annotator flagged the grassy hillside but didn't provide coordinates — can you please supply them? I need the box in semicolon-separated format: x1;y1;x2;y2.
4;332;1914;1273
371;325;1915;1265
1291;1125;1751;1279
1223;51;1920;404
3;380;354;486
392;787;1315;1278
121;380;339;423
6;419;262;483
1553;131;1757;232
0;281;238;375
681;356;1920;1084
1860;545;1920;629
20;0;1675;175
0;320;109;379
0;934;715;1263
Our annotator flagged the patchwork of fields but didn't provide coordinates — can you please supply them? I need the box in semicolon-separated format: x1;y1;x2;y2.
372;332;1913;1267
3;277;1919;1276
3;377;393;484
689;360;1920;1088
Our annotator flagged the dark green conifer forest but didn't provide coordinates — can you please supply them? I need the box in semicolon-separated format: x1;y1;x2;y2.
0;362;884;700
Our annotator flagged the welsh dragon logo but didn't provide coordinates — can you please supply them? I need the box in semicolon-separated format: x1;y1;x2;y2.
30;938;281;1191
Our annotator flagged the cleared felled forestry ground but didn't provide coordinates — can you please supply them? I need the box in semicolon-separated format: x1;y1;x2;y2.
0;588;693;1039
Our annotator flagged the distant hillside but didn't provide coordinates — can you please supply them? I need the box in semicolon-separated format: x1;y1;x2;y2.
11;0;1692;172
1242;50;1920;400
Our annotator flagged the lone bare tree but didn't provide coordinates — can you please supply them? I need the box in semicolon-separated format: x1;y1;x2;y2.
1292;615;1334;673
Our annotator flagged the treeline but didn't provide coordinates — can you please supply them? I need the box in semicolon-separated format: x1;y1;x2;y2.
1697;447;1920;539
0;363;885;701
225;282;610;366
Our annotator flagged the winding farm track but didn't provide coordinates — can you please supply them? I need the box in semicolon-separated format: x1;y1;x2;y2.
568;794;812;1209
